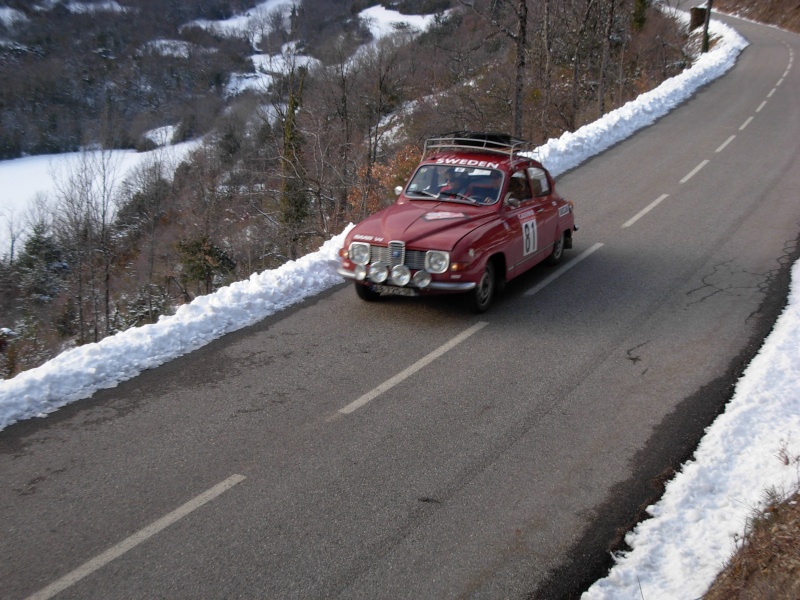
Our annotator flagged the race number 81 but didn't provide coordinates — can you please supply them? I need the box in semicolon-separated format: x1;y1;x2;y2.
522;219;538;256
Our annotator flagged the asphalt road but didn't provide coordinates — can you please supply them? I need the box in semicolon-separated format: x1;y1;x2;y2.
2;14;799;600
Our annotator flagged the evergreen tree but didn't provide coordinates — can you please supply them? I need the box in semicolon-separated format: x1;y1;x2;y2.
177;234;236;296
15;221;67;303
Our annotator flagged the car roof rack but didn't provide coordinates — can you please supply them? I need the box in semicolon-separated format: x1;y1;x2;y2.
423;131;535;158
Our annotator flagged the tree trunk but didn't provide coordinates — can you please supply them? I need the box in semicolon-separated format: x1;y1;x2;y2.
598;0;615;117
542;0;551;139
512;0;528;138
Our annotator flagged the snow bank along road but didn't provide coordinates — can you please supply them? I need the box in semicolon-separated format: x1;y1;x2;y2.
2;14;800;600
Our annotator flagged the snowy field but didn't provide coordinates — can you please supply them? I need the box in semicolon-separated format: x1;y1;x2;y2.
0;141;199;256
1;9;798;599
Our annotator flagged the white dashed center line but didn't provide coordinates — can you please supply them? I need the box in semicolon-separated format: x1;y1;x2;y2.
622;194;670;228
680;159;710;184
25;474;247;600
716;135;736;153
338;322;488;415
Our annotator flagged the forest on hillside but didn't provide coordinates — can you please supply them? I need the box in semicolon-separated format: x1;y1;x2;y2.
0;0;689;377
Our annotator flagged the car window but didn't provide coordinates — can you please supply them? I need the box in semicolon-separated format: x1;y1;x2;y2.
508;171;532;201
527;167;551;196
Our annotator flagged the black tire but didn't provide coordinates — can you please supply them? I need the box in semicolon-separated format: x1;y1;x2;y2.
354;282;381;301
545;231;566;265
465;260;496;313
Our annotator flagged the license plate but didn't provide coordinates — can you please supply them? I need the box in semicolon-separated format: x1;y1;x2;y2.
373;284;417;297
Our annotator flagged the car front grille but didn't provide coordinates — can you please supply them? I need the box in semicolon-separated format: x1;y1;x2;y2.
371;242;426;270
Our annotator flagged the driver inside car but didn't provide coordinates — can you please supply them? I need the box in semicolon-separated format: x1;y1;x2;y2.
440;168;469;196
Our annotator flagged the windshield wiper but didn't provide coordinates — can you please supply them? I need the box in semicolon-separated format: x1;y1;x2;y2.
439;190;476;203
411;190;440;199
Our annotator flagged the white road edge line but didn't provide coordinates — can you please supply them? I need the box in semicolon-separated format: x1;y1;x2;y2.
338;322;488;415
25;474;247;600
739;116;754;131
622;194;670;228
715;135;736;153
768;87;776;98
680;159;710;183
756;100;767;113
525;243;604;297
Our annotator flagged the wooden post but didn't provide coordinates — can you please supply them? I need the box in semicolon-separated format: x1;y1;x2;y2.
702;0;714;53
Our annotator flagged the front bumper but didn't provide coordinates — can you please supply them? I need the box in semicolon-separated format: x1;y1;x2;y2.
337;266;476;292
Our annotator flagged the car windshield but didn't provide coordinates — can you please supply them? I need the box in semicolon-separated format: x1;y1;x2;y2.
405;165;505;205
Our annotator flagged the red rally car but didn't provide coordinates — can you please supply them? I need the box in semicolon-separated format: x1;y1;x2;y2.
337;132;577;312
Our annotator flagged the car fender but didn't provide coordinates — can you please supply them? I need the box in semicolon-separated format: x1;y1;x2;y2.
450;219;510;279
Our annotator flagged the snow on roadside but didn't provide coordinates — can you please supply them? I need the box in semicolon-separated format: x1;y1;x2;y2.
583;260;800;599
0;228;351;431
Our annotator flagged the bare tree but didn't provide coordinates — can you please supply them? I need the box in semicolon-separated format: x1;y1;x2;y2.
459;0;529;137
51;148;121;342
1;208;23;265
598;0;616;116
352;32;415;218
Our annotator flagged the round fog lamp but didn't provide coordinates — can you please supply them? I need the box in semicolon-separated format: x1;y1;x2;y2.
354;264;367;281
369;263;388;283
390;265;411;286
412;270;432;288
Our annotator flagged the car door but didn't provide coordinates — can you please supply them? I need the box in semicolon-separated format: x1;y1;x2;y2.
528;166;559;247
504;169;552;277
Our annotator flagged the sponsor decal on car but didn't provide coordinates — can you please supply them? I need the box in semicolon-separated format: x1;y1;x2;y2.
424;211;467;221
521;218;538;256
435;158;501;169
559;205;571;217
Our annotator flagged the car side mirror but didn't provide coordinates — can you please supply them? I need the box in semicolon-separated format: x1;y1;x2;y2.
394;186;403;196
504;193;520;208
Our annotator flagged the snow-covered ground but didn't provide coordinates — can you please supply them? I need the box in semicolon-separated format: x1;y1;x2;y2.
0;140;200;255
0;9;798;599
223;4;441;96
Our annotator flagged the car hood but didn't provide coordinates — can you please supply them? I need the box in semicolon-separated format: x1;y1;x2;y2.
351;200;497;250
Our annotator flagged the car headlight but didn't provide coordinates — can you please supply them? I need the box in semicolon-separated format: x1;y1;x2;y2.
425;250;450;274
349;242;370;265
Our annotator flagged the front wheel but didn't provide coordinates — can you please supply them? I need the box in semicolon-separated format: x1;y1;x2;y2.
465;260;496;313
545;231;566;265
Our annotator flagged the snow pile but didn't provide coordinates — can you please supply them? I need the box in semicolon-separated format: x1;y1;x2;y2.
0;229;351;430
